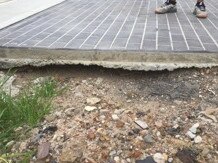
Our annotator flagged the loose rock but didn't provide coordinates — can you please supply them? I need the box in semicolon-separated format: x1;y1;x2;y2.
144;134;154;143
194;136;202;143
153;153;165;163
135;120;148;129
85;106;97;112
37;142;50;160
112;114;119;120
86;97;101;105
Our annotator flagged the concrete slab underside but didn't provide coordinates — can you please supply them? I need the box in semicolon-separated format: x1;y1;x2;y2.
0;0;218;70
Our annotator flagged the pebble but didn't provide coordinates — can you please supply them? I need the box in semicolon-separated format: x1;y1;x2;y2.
168;158;173;162
114;156;120;162
112;114;119;120
86;97;101;105
85;106;97;112
37;142;50;160
153;153;165;163
189;123;199;134
135;120;148;129
65;107;75;116
194;136;202;143
144;134;154;143
110;150;116;156
186;131;196;139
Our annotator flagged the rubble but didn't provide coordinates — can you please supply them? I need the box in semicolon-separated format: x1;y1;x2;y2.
134;120;148;129
86;97;101;105
3;67;218;162
84;106;97;112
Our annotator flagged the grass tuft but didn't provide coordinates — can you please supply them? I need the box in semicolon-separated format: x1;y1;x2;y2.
0;74;62;158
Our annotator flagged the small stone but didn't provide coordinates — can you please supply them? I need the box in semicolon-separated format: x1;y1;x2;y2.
110;150;116;156
85;106;97;112
37;142;50;160
189;123;199;134
65;107;75;116
156;131;161;137
126;158;131;162
144;134;154;143
186;131;196;139
176;148;197;163
194;136;202;143
114;156;120;162
153;153;165;163
86;97;101;105
135;120;148;129
112;114;119;120
168;158;173;162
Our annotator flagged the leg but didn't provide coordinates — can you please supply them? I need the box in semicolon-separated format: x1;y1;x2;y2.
193;0;208;18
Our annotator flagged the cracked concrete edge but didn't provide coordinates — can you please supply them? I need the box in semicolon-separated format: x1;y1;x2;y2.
0;47;218;71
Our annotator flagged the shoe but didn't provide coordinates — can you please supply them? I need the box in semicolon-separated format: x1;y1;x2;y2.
155;1;177;14
193;3;208;18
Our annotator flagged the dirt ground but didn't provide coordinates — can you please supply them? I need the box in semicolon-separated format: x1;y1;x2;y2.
2;65;218;163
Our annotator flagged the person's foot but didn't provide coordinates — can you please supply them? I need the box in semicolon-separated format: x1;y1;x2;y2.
193;3;208;18
155;1;177;14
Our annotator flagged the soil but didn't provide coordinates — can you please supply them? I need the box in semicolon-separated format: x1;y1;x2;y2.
1;65;218;163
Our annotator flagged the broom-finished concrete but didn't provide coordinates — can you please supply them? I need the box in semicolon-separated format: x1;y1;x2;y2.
0;0;217;70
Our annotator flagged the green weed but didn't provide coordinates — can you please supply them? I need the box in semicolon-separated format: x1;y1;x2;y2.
0;73;63;161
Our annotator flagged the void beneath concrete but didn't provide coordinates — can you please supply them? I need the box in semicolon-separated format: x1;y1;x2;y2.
0;47;218;71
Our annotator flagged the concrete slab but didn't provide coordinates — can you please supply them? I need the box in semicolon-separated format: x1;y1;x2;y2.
0;0;65;29
0;0;217;70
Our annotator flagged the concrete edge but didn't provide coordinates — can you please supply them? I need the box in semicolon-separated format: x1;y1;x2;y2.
0;47;218;71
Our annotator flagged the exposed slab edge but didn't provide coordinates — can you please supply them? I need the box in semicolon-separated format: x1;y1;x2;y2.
0;47;218;71
0;0;65;29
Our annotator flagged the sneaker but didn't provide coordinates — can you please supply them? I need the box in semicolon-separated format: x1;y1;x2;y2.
193;3;208;18
155;1;177;14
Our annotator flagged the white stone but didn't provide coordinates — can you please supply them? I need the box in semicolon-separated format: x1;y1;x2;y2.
153;153;165;163
186;131;196;139
114;156;120;162
86;97;101;105
168;158;173;163
194;136;202;143
189;123;199;134
85;106;97;112
112;114;119;120
135;120;148;129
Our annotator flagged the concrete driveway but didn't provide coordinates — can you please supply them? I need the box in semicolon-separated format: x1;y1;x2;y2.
0;0;217;70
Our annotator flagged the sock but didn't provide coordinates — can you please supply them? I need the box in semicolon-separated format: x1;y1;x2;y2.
168;0;176;5
196;1;204;6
